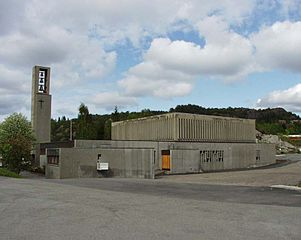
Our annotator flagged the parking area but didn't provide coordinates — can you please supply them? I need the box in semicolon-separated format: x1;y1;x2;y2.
0;176;301;240
1;154;300;240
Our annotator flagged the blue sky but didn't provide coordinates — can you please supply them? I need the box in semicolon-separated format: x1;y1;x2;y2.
0;0;301;121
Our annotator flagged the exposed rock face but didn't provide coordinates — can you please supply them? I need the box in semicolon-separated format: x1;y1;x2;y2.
259;134;297;154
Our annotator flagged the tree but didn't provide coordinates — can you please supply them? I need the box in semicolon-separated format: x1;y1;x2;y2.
0;113;35;173
76;103;97;139
104;119;112;140
112;106;120;122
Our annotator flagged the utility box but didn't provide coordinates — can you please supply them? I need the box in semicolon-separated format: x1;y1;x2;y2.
97;161;109;171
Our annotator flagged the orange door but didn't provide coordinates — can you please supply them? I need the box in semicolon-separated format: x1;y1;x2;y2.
162;150;170;170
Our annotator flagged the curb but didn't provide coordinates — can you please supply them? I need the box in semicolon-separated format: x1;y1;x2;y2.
271;185;301;192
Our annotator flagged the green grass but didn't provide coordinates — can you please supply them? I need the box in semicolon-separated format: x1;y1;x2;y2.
0;168;21;178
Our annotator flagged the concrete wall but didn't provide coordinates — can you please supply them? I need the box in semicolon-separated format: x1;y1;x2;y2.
46;140;275;179
46;165;60;179
74;140;157;149
98;149;154;179
155;142;275;174
112;113;256;143
46;147;155;179
40;155;47;168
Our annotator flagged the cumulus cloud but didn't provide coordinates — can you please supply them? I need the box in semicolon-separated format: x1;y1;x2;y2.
118;17;255;98
280;0;301;17
119;60;195;98
0;65;29;94
1;0;301;118
251;21;301;72
150;17;254;77
0;29;116;82
0;0;29;36
257;84;301;112
90;92;137;110
0;94;30;118
0;28;72;68
22;0;255;47
0;1;117;117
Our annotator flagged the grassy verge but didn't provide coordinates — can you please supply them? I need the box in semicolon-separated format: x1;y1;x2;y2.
0;168;21;178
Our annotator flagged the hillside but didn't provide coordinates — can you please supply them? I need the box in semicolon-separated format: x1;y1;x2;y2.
170;104;300;122
51;104;301;141
170;104;301;135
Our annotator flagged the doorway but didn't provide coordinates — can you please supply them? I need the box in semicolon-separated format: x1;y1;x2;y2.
161;150;170;170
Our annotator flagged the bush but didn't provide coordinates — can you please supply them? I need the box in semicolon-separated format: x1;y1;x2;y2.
0;113;35;173
0;168;21;178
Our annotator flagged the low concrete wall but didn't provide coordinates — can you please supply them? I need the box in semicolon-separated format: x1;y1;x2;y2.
46;165;60;179
46;140;275;179
40;155;47;168
171;150;200;174
152;142;275;174
98;149;154;179
51;147;155;179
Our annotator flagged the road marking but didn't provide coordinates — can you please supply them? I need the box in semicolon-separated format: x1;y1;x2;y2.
271;185;301;192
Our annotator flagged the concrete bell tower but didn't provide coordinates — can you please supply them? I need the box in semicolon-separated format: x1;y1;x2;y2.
31;66;51;165
31;66;51;143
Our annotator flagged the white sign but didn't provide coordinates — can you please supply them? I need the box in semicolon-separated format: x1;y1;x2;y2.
38;70;46;93
97;161;109;170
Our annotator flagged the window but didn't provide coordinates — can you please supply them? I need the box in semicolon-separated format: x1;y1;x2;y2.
200;150;224;163
47;149;59;165
256;150;260;161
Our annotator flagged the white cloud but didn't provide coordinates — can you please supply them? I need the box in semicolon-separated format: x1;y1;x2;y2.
0;95;27;115
0;2;118;117
118;17;255;98
0;28;116;81
0;64;29;94
51;37;117;89
119;60;195;98
22;0;255;47
0;64;31;119
90;92;137;111
1;0;301;118
0;0;29;36
0;28;72;68
251;21;301;72
150;18;254;78
281;0;301;17
256;84;301;112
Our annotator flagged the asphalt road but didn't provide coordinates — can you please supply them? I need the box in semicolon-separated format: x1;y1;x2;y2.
47;178;301;207
159;154;301;187
277;153;301;161
1;177;300;240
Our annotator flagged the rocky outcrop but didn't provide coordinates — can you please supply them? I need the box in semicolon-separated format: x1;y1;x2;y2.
259;134;297;154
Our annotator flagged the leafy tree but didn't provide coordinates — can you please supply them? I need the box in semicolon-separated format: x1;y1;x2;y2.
0;113;35;173
51;118;70;142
